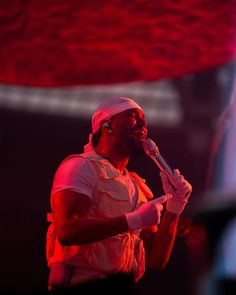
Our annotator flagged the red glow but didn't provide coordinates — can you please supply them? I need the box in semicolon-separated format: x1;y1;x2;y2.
0;0;235;87
184;225;209;274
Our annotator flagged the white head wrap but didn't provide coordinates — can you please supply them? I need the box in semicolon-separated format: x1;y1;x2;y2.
84;97;142;152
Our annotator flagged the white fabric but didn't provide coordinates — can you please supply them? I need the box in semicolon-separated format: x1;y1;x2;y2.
47;151;147;285
84;97;142;152
92;97;142;134
126;194;172;231
51;155;97;200
160;170;192;214
51;153;137;206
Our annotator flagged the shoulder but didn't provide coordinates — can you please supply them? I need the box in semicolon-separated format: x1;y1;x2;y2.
55;152;98;175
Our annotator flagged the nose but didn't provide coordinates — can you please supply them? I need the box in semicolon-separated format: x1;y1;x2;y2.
136;118;147;129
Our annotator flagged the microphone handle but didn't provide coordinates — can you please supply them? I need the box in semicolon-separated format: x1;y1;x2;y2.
150;153;176;185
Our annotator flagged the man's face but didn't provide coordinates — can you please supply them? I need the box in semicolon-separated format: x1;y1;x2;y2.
110;108;148;155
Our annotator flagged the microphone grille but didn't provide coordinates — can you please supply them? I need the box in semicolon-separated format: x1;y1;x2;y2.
142;138;159;156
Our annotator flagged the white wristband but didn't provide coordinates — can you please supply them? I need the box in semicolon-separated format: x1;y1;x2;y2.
125;211;142;232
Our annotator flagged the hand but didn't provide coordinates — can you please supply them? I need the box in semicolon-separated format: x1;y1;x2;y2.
160;169;192;214
125;194;172;231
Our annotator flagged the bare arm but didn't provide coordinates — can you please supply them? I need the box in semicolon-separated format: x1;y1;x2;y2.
141;210;179;270
142;168;192;269
52;190;129;246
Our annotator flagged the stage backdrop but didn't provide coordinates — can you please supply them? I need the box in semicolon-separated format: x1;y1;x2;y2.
0;0;235;87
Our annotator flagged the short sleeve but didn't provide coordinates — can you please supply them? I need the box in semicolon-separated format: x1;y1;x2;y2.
51;156;97;200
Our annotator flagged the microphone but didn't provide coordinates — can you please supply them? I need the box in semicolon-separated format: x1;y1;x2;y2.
142;138;175;185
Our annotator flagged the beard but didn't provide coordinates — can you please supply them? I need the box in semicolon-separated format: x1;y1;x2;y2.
128;135;146;156
113;126;147;156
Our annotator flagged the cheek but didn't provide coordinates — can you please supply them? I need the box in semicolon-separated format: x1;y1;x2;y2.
116;128;130;140
115;120;134;134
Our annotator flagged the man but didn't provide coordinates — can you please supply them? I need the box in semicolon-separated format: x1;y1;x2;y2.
46;97;192;293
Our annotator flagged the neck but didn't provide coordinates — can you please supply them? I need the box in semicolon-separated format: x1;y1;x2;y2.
95;146;129;174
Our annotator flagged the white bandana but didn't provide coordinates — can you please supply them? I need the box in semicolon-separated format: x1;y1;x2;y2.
84;97;142;152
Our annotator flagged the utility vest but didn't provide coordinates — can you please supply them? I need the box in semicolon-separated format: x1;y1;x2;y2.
46;151;153;283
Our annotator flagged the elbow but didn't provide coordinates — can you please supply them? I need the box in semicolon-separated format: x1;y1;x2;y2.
57;232;72;247
57;233;83;247
55;226;76;246
55;227;88;246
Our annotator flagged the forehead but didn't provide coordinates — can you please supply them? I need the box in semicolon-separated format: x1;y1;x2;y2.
113;108;145;119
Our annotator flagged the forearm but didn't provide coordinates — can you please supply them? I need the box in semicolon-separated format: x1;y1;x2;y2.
56;215;129;246
146;168;192;268
146;210;179;269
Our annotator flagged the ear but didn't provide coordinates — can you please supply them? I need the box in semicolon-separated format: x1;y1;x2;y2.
100;120;112;134
102;122;110;128
100;120;111;129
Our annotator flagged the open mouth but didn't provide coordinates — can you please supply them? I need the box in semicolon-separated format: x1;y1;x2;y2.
131;129;147;141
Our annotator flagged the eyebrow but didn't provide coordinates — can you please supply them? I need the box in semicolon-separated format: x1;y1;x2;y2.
131;109;145;119
126;109;144;116
112;109;145;120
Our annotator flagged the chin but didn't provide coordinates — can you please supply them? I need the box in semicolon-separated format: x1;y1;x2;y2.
129;138;146;156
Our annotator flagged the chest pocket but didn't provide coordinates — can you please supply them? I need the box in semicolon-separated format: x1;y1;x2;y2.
95;177;132;217
85;155;153;218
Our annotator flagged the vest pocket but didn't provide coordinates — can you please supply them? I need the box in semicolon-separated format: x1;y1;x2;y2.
94;179;131;217
84;234;131;273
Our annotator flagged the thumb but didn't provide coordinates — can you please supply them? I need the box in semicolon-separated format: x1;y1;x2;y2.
160;171;165;179
160;171;168;182
156;194;172;204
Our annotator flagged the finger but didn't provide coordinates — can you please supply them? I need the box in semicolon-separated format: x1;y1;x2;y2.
150;225;158;232
177;187;188;196
156;194;172;204
183;186;192;196
176;182;188;192
177;182;192;193
160;172;173;187
160;171;168;182
155;203;164;211
173;169;180;176
177;186;191;197
176;182;187;192
176;175;184;183
174;173;183;184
